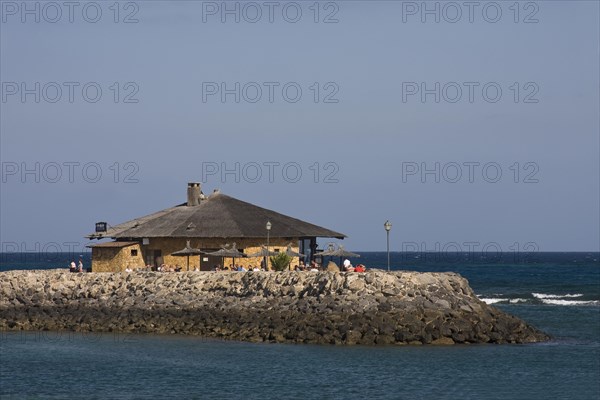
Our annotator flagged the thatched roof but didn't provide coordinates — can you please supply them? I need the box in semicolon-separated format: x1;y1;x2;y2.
315;245;360;258
171;240;204;256
87;241;138;248
88;192;345;240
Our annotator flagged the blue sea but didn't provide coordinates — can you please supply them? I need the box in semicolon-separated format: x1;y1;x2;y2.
1;252;599;399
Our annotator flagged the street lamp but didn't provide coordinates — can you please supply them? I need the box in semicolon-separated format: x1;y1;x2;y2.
384;220;392;271
266;221;272;271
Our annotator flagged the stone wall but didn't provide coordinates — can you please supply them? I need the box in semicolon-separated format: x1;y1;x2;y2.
0;269;549;345
91;243;144;272
92;238;300;272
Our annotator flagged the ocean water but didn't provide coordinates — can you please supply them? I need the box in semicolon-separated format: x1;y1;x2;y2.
1;252;599;399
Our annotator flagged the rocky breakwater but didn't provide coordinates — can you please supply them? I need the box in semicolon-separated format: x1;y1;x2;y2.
0;270;549;345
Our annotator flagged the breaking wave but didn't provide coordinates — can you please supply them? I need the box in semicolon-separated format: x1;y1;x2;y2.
532;293;583;299
478;293;598;306
539;299;599;306
479;298;529;305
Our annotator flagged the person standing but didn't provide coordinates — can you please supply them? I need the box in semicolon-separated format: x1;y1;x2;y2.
78;259;84;272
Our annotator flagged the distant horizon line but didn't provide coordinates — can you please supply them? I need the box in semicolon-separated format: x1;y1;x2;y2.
1;250;599;254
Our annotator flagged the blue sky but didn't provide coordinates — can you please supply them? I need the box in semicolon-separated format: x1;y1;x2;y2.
1;1;599;253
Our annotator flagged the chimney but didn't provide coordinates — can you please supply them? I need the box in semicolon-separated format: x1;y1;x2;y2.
187;182;201;206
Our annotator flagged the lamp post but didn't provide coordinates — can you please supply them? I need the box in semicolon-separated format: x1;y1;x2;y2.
384;220;392;271
266;221;271;271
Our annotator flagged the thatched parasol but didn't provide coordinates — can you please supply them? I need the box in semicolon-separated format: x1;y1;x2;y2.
246;245;279;258
246;245;279;270
315;245;360;258
171;240;204;271
284;244;306;259
315;244;360;266
205;243;246;269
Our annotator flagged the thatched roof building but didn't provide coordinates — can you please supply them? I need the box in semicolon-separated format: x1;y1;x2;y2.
87;183;345;272
89;189;344;240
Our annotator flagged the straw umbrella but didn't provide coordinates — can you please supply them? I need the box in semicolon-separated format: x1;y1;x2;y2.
282;244;306;271
315;244;360;267
284;244;306;258
246;245;279;270
246;245;279;258
205;243;247;269
171;240;204;271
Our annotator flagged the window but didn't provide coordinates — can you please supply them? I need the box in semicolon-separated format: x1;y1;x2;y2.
131;249;138;257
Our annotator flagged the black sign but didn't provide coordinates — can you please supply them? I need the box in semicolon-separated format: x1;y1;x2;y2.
95;222;107;233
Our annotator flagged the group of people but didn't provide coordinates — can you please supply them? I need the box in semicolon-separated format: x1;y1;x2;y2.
68;260;84;273
293;259;366;272
122;264;185;272
157;264;183;272
120;259;366;273
150;259;367;272
342;259;366;273
294;260;321;272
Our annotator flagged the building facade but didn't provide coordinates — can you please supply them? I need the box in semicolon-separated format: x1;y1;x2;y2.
87;183;345;272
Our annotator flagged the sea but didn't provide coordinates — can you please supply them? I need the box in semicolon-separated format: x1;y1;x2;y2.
1;252;599;399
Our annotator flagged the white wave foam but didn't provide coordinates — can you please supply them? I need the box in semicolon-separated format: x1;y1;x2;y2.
480;298;509;304
479;293;597;306
509;298;528;304
540;299;599;306
532;293;583;299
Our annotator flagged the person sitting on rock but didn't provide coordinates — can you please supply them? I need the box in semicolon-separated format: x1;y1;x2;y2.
343;259;354;272
354;264;366;273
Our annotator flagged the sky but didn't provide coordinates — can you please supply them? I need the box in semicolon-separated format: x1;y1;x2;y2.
1;0;599;254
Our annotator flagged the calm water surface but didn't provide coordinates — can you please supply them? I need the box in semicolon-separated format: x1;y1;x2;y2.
1;252;599;399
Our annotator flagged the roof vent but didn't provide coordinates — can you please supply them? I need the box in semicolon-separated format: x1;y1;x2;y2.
187;182;201;206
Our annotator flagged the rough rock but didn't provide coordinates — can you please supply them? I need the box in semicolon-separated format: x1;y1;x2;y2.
0;270;550;345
